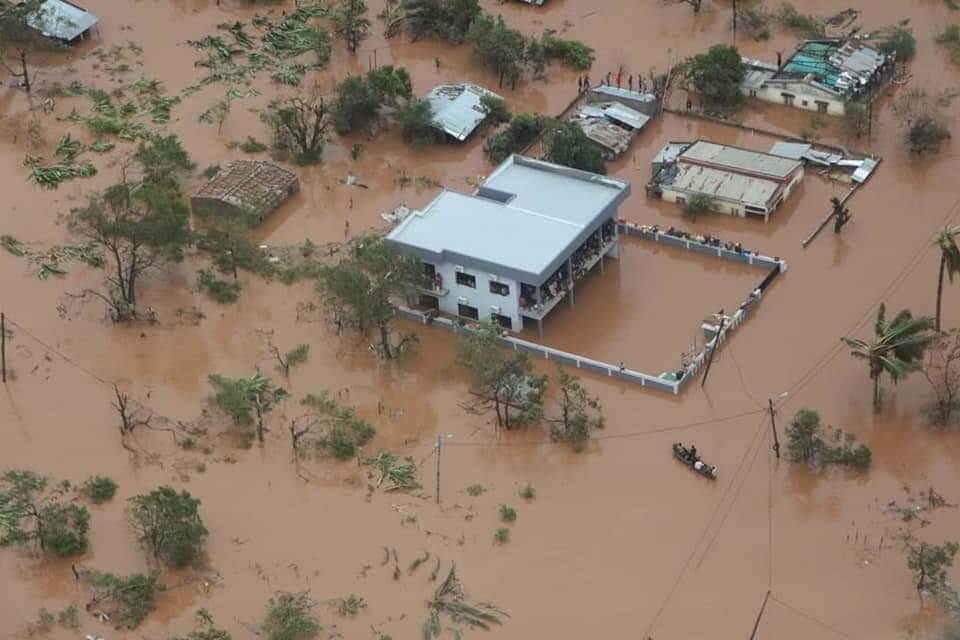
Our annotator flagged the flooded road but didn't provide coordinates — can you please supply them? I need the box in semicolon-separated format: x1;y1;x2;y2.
3;0;960;638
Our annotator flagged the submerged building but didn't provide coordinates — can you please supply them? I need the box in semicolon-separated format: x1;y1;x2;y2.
191;160;300;225
741;39;892;116
571;101;652;160
648;140;804;221
425;83;503;142
385;155;631;335
28;0;99;43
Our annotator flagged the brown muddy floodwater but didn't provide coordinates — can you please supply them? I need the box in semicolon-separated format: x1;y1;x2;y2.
3;0;960;639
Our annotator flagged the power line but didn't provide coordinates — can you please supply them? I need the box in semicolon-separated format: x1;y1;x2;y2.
780;194;960;406
641;414;768;638
5;317;114;387
770;594;859;640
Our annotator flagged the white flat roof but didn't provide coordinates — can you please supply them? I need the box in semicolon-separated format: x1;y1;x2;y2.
386;155;629;283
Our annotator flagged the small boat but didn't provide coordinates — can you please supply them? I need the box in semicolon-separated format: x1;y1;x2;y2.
673;443;717;479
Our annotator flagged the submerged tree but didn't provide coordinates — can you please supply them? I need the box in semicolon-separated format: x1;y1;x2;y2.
0;470;90;557
380;0;481;42
65;134;193;321
288;391;376;459
262;92;331;165
331;65;412;134
207;372;289;443
88;570;162;629
315;234;421;359
547;371;604;451
903;536;959;605
332;0;370;54
542;120;605;174
127;486;208;567
783;408;872;470
396;96;440;146
466;13;526;88
0;0;59;94
457;321;546;430
262;591;321;640
935;225;960;332
484;113;551;164
893;87;953;155
842;304;935;411
679;44;746;113
922;329;960;426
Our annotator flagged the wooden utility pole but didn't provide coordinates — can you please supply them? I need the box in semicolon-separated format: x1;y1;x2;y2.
434;435;441;505
1;312;6;383
700;311;726;388
748;590;772;639
768;398;781;459
732;0;738;32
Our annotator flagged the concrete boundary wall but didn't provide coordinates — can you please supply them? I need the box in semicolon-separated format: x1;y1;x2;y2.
395;225;786;395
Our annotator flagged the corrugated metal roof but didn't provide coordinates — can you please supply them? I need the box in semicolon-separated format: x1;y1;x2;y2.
667;164;780;210
680;140;802;181
653;142;692;165
28;0;98;42
386;155;629;280
425;83;501;142
574;118;633;158
768;142;812;160
579;101;651;131
588;85;658;105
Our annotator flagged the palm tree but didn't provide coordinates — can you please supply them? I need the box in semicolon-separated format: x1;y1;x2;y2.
842;304;935;411
934;225;960;332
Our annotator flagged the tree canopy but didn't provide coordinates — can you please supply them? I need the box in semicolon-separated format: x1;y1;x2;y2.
262;92;331;165
484;113;551;164
316;234;421;359
331;66;412;134
457;321;546;430
331;0;370;54
127;486;208;567
0;0;60;94
66;134;194;321
0;470;90;557
681;44;747;112
542;121;605;174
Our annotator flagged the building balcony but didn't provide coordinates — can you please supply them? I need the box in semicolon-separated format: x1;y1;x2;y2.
419;284;449;297
520;288;567;320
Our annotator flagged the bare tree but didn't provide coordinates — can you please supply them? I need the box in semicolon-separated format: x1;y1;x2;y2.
922;329;960;426
261;92;331;165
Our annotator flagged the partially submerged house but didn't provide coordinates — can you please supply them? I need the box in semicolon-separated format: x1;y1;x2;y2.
27;0;99;43
571;101;651;159
425;83;503;142
768;141;879;184
191;161;300;225
741;39;892;116
385;155;630;335
648;140;804;221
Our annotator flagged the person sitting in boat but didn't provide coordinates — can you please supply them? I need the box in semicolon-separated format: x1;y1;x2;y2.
689;445;698;462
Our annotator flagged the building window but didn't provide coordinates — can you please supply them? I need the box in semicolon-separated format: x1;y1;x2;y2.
816;101;828;114
455;272;476;288
676;196;687;206
489;281;510;296
801;100;808;107
458;303;479;320
418;294;439;310
491;313;512;330
781;93;795;106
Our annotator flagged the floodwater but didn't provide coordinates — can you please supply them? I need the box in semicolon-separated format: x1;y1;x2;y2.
2;0;960;638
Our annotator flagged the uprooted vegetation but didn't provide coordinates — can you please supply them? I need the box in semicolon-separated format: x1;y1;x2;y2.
785;409;872;470
936;24;960;63
422;566;507;639
288;391;377;459
86;570;162;629
363;450;421;491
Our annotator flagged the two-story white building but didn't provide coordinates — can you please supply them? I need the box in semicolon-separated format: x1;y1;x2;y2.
385;155;631;335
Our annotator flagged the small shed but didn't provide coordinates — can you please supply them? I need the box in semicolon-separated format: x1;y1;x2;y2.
191;161;300;226
28;0;99;43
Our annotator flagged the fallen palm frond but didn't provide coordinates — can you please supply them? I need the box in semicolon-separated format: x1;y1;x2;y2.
363;450;420;491
26;157;97;189
2;233;104;277
188;35;243;61
55;134;83;161
262;4;330;58
408;549;430;574
218;21;256;49
1;235;27;257
423;565;507;639
88;140;116;153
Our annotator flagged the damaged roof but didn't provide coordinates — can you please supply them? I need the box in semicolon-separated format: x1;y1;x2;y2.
660;163;781;210
192;160;299;221
28;0;99;42
680;140;802;181
425;83;502;142
776;39;887;94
